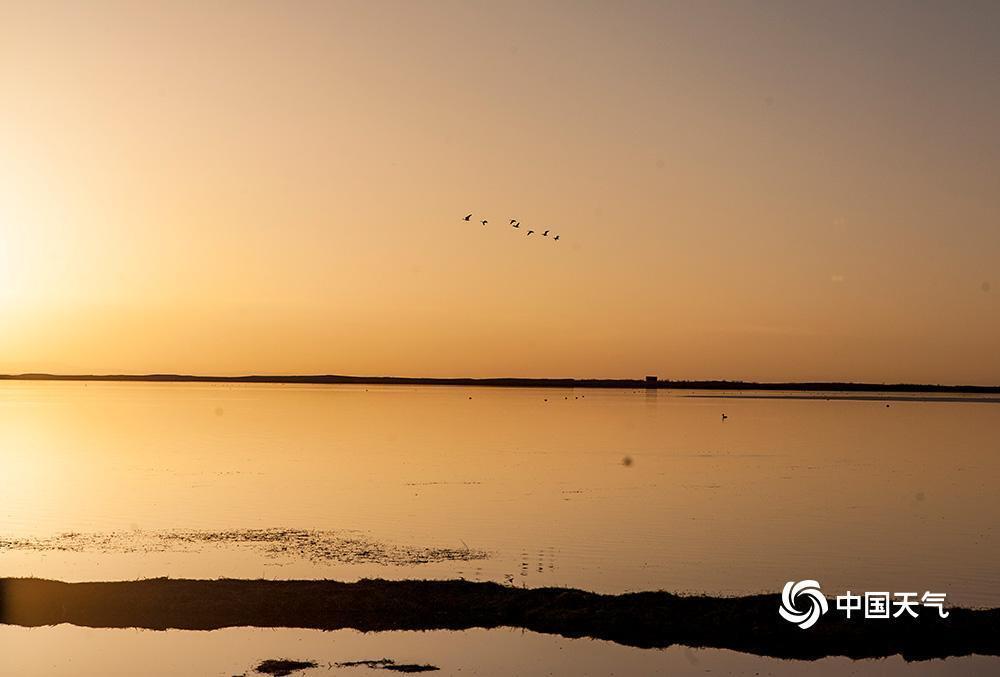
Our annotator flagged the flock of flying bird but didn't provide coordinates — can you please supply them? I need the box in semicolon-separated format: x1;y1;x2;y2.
463;213;561;241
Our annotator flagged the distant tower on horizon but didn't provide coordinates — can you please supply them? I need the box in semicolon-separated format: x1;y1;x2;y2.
645;375;658;387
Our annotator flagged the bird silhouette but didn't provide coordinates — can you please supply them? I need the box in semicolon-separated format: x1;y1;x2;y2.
461;213;565;243
721;413;728;421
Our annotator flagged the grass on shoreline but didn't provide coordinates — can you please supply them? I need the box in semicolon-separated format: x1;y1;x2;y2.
2;577;998;661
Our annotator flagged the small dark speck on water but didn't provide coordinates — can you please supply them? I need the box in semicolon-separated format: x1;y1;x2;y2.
622;456;634;467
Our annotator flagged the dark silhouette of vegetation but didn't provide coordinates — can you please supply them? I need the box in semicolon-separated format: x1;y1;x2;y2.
255;659;317;676
2;578;997;661
336;658;439;672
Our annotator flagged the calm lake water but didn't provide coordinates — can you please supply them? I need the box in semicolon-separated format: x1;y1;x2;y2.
1;381;998;675
2;381;998;603
0;625;997;676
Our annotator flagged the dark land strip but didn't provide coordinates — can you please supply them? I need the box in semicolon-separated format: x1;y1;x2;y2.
2;578;997;661
2;373;1000;394
685;393;1000;403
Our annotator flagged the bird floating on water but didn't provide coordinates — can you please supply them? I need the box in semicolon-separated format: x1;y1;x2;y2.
553;235;560;241
463;214;472;221
481;219;488;226
542;230;549;236
526;230;534;236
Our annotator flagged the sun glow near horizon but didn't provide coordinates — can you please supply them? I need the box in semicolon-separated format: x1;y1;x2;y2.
1;1;999;383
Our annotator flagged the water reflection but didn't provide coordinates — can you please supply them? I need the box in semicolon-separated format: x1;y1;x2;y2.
0;626;995;676
0;382;998;606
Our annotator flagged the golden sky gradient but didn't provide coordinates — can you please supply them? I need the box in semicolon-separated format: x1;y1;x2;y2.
1;1;998;382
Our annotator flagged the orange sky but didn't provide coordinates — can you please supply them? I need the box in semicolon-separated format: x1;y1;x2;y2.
1;1;998;383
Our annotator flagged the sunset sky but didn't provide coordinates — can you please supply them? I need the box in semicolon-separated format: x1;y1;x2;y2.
1;1;998;383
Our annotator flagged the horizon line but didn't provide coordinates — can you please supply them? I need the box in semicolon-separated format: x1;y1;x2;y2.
2;372;999;393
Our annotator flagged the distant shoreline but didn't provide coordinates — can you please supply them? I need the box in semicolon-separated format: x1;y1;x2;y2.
1;372;999;394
